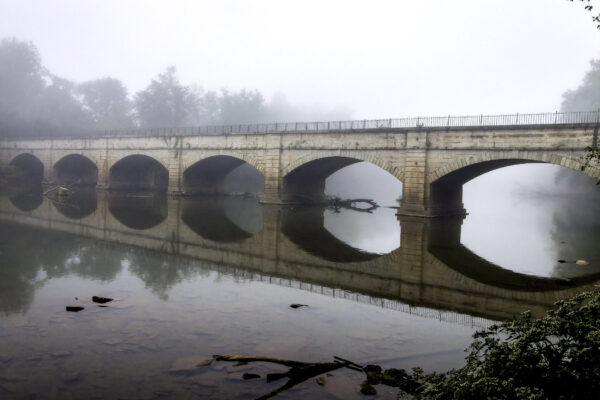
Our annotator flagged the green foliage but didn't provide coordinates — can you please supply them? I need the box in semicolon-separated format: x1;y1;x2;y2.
581;146;600;184
400;289;600;399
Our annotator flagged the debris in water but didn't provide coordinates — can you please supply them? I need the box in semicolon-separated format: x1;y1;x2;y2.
315;376;327;386
92;296;113;304
242;373;261;380
290;304;307;309
66;306;84;312
576;259;589;266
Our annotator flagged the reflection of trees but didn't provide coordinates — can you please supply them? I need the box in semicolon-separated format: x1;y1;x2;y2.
0;223;122;315
550;197;600;277
126;248;209;300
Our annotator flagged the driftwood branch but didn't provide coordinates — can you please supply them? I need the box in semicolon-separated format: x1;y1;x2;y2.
213;354;362;400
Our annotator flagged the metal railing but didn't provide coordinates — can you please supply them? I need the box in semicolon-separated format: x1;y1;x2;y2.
3;110;599;139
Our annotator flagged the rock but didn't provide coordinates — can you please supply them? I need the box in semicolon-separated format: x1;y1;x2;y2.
290;304;308;309
383;368;407;381
242;373;260;380
363;365;382;373
381;374;400;387
576;259;590;265
92;296;113;304
360;381;377;395
51;350;72;358
366;370;382;385
364;365;383;384
315;376;327;386
66;306;84;312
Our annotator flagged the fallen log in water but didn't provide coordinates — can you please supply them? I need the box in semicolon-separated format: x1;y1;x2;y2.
213;355;351;400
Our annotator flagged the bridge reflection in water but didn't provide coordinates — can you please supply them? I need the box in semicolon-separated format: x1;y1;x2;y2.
1;191;599;327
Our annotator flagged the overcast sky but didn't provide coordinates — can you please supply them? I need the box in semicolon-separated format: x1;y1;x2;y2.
1;0;599;119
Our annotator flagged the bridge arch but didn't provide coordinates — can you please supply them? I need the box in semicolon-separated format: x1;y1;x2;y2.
109;154;169;192
428;151;598;183
282;152;403;181
283;154;403;203
53;154;98;187
426;151;600;216
182;155;264;195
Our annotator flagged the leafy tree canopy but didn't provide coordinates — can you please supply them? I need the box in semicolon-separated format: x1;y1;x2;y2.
134;66;199;128
393;289;600;399
78;77;134;130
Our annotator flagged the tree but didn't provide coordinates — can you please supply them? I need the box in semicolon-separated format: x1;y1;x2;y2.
387;289;600;399
36;74;91;136
219;89;266;124
134;66;199;128
561;59;600;112
0;37;46;137
560;59;600;183
197;90;221;125
78;77;134;130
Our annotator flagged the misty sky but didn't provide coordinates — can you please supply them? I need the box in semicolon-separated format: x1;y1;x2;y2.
1;0;599;119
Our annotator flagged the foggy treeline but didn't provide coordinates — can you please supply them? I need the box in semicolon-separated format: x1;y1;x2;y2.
553;58;600;190
0;37;352;138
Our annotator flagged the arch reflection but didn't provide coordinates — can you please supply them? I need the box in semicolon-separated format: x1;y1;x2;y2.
282;205;383;262
181;196;263;242
52;188;97;220
426;217;600;291
9;187;43;212
109;192;167;230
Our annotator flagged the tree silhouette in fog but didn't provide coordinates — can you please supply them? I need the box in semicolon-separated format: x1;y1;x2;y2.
78;77;135;130
134;66;200;128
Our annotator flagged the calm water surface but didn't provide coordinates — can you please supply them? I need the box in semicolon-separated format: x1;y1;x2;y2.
1;189;599;399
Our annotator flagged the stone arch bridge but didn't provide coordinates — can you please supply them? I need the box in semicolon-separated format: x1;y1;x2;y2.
1;112;599;217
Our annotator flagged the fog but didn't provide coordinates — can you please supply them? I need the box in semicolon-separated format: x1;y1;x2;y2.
1;0;599;203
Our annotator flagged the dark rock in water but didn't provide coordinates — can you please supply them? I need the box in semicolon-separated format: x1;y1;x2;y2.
364;365;383;383
383;368;407;380
290;304;308;309
360;381;377;395
242;373;260;380
92;296;113;304
366;370;382;385
66;306;84;312
364;365;382;373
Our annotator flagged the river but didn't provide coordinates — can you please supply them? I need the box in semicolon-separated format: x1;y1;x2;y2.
0;179;599;399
